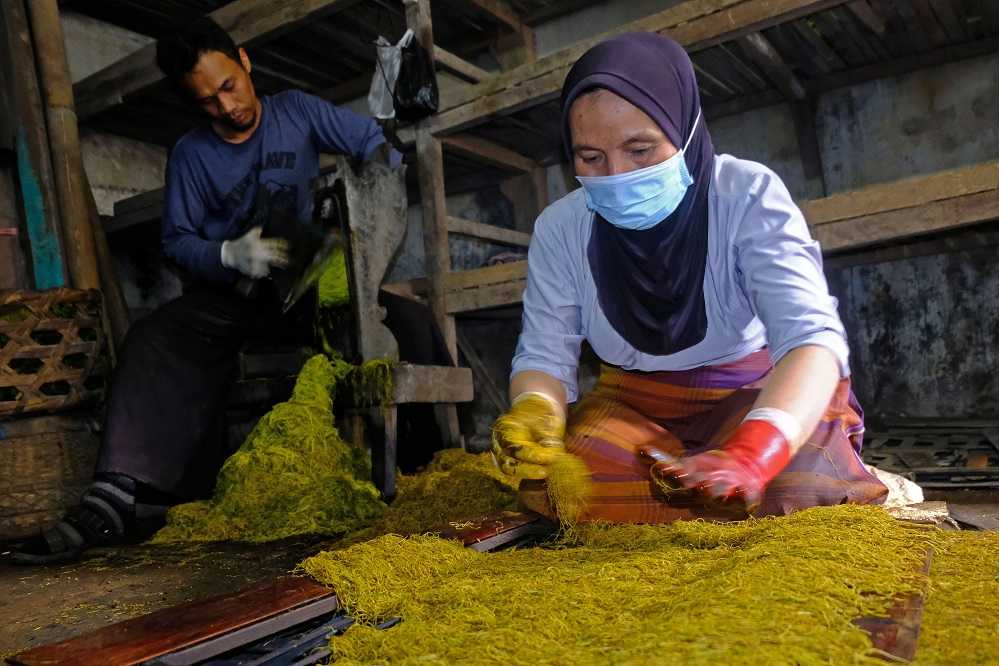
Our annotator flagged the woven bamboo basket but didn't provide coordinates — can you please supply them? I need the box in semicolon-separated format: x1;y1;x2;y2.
0;413;100;540
0;288;107;419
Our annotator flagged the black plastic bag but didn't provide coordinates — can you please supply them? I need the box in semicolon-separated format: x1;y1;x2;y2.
393;35;439;122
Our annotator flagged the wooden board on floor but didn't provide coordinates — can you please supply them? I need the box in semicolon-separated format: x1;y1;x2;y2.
8;576;334;666
853;549;933;662
7;511;549;666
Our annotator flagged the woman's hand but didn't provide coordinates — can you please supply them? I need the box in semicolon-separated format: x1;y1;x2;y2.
491;392;566;479
641;345;839;512
642;420;790;511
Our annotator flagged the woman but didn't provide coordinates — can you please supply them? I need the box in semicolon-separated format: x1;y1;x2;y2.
492;32;887;522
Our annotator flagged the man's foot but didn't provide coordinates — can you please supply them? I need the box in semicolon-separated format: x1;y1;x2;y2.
5;475;168;565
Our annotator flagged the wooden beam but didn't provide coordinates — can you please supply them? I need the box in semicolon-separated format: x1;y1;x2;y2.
846;0;886;36
804;160;999;252
426;0;848;137
442;133;537;172
468;0;524;31
446;277;525;313
435;47;491;83
406;0;463;450
447;215;531;246
72;0;364;121
737;32;807;100
802;160;999;226
383;260;527;297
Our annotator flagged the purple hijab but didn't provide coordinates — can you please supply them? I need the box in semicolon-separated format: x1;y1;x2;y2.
561;32;714;356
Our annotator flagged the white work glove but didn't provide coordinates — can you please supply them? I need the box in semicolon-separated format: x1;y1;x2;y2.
220;227;290;279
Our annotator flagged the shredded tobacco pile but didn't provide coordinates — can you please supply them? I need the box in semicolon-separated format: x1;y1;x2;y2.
915;529;999;665
152;354;393;544
318;246;350;309
301;505;948;665
340;448;520;547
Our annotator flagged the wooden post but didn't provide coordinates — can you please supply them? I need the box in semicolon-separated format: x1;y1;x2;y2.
1;0;67;290
405;0;464;448
26;0;100;291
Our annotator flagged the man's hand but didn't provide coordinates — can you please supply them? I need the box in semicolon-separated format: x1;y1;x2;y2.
491;392;566;479
221;227;290;278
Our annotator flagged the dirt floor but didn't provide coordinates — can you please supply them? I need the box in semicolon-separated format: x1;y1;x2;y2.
0;534;335;661
1;491;997;663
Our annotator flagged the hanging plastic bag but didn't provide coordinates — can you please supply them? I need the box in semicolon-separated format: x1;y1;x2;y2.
368;30;412;120
394;33;439;122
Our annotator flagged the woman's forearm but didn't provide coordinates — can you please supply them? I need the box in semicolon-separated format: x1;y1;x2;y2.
752;345;840;454
509;370;568;416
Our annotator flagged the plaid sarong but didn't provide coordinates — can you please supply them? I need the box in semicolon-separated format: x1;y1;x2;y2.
524;349;887;523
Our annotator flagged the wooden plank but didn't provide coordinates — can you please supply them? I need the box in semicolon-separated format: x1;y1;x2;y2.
447;215;531;246
392;363;474;403
426;0;849;137
802;159;999;225
442;133;537;172
383;260;528;298
72;0;364;121
737;31;808;99
812;186;999;253
447;278;526;313
853;549;932;662
435;47;491;83
846;0;886;35
8;577;335;666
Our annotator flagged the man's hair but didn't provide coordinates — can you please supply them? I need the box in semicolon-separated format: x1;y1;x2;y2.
156;17;241;91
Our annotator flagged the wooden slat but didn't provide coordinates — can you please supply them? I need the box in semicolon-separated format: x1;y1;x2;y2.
8;577;334;666
447;278;525;313
442;134;537;172
435;47;491;83
812;186;999;253
419;0;849;138
72;0;364;121
802;159;999;225
469;0;525;31
853;549;932;662
447;216;531;246
737;31;807;99
382;260;527;298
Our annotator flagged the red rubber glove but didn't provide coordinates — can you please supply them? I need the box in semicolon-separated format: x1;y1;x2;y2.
641;420;791;512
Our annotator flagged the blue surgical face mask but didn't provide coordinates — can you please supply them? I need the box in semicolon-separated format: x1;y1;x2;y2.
576;109;700;231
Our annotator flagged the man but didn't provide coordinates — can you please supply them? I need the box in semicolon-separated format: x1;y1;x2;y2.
11;17;401;563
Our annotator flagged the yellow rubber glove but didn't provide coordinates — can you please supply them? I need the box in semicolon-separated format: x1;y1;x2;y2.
491;392;566;479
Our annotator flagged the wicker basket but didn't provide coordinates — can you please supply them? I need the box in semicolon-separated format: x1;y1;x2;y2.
0;413;100;540
0;288;107;419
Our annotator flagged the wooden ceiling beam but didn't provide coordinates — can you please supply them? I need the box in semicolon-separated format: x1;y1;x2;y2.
73;0;365;121
467;0;525;32
737;31;807;100
435;48;491;83
415;0;850;139
442;134;537;172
